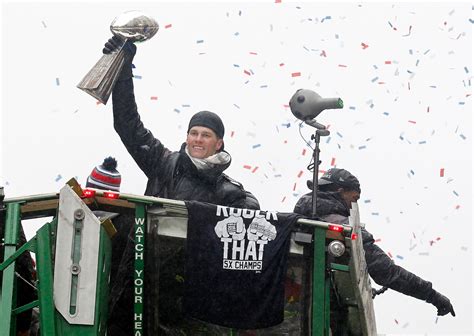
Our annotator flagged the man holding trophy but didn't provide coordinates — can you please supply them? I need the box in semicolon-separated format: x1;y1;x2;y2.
79;10;260;335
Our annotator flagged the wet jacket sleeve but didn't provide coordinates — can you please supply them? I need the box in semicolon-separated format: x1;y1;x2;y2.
362;228;435;301
112;78;171;179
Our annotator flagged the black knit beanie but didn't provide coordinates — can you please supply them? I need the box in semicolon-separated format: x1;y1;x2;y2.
187;111;225;139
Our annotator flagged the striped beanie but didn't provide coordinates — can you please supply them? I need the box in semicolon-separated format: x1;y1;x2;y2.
86;157;121;191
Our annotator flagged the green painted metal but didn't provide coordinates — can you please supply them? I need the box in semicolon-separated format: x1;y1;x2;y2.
134;203;146;336
36;220;57;336
0;236;36;272
12;300;39;315
330;263;350;272
0;202;21;336
312;227;328;336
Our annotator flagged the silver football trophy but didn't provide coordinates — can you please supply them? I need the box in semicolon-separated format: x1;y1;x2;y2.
77;11;159;104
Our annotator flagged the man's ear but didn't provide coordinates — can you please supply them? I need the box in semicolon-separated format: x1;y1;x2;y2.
216;139;224;151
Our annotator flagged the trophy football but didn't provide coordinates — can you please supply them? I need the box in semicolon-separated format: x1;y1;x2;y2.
77;11;159;105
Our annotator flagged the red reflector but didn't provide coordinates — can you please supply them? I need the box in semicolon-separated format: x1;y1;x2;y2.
351;233;358;240
82;189;96;198
104;191;119;199
328;224;344;232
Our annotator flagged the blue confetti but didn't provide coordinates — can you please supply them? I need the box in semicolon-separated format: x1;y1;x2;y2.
182;104;191;107
55;78;60;86
233;64;240;67
410;170;415;175
453;190;459;196
281;123;291;128
423;49;430;55
383;112;389;116
196;39;204;43
429;85;437;88
134;75;142;79
460;134;466;140
396;255;404;260
252;144;261;149
326;137;332;143
260;85;268;88
358;145;366;150
364;200;371;203
415;59;420;66
371;212;379;216
419;140;426;144
234;32;240;36
55;174;62;182
174;108;181;113
458;102;465;105
464;66;469;73
336;132;343;138
349;106;356;110
371;77;379;82
233;104;240;109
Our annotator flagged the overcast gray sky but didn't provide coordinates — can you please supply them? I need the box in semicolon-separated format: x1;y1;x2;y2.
1;1;472;334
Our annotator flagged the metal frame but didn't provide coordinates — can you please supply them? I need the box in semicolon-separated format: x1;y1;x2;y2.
1;184;375;336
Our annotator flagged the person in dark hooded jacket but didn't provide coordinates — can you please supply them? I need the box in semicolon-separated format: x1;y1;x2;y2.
102;36;260;335
293;168;455;333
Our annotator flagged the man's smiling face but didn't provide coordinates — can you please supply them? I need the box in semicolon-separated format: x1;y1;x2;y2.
186;126;223;159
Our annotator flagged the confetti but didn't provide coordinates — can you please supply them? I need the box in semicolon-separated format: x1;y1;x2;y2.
440;168;445;177
291;72;301;77
230;131;235;138
402;25;412;37
252;166;259;173
297;170;303;178
134;75;142;79
396;255;404;260
55;174;62;182
281;196;286;202
408;120;416;124
361;42;369;49
196;39;204;43
302;149;306;156
330;157;336;166
252;144;261;149
165;24;172;29
358;145;366;150
41;21;47;28
243;165;252;170
55;78;60;86
150;96;158;100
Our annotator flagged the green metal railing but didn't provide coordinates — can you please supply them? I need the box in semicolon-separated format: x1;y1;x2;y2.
1;185;364;336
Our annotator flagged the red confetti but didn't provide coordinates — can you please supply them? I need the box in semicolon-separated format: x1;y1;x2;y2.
375;238;382;242
427;106;430;113
455;205;460;209
249;52;258;55
320;50;327;57
282;104;290;108
330;157;336;166
394;319;399;324
384;60;392;64
150;96;158;100
388;251;393;258
378;82;386;84
283;140;288;144
244;70;251;76
408;120;417;124
275;0;281;3
297;170;303;178
291;72;301;77
231;131;235;137
302;149;306;156
252;166;259;173
243;165;252;170
281;196;286;202
338;64;347;68
361;42;369;49
279;63;285;67
440;168;445;177
96;101;102;105
293;183;297;191
165;24;172;29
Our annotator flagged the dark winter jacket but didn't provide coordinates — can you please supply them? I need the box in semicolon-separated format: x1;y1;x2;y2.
112;78;259;210
293;191;437;301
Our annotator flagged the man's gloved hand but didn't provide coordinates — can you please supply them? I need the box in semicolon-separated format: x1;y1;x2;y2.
103;36;137;80
427;291;455;316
